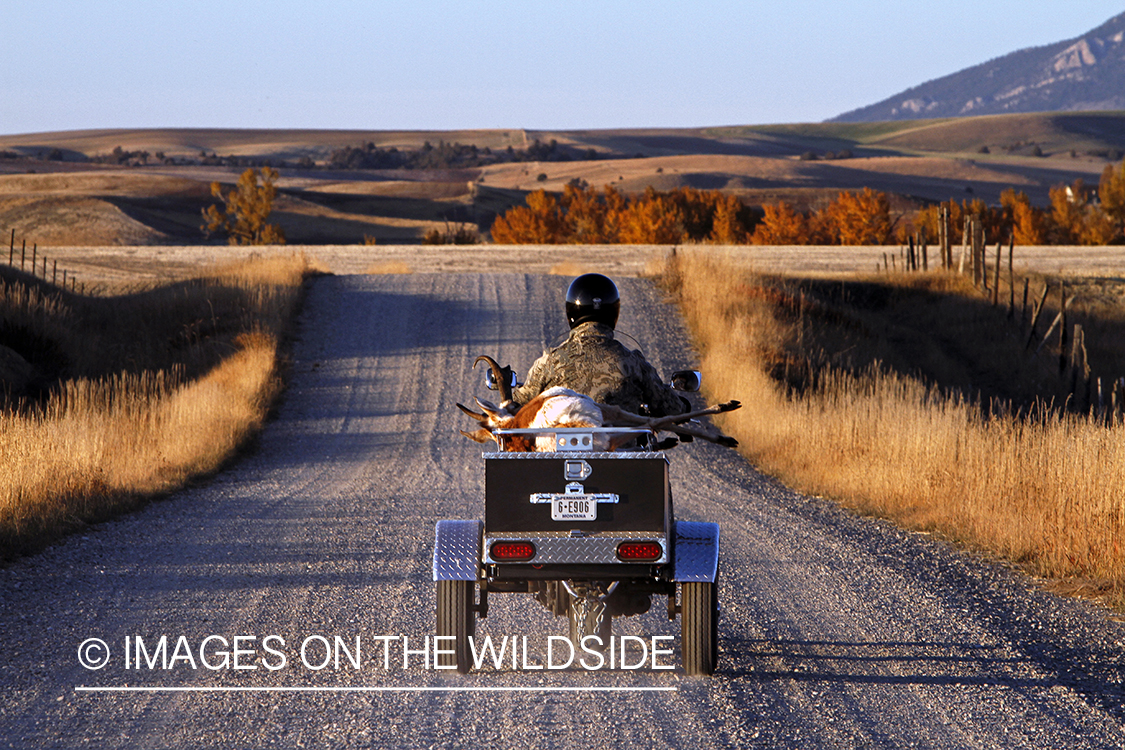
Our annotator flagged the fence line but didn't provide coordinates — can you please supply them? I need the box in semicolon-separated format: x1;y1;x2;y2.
3;228;84;294
882;219;1120;422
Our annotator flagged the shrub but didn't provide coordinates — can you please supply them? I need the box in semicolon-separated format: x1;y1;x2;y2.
201;168;286;245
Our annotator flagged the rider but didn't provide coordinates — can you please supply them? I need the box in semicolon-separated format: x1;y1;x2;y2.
511;273;689;419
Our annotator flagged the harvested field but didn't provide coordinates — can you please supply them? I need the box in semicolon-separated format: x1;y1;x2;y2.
16;244;1125;289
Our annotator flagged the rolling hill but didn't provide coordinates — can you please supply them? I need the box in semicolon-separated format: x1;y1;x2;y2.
833;12;1125;122
0;115;1121;246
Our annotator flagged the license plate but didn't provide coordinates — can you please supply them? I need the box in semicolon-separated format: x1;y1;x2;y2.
552;496;596;521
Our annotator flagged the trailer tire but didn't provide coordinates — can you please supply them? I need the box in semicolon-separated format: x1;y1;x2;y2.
681;581;717;676
436;580;475;674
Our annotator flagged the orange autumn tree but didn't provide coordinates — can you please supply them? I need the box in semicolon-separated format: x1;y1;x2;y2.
709;193;752;243
562;182;612;243
491;185;752;244
750;202;809;244
749;191;895;245
913;199;966;244
490;189;566;243
1099;157;1125;242
1000;189;1048;245
1048;179;1119;245
1048;181;1086;244
617;187;684;244
201;167;286;245
910;197;1008;246
820;188;894;245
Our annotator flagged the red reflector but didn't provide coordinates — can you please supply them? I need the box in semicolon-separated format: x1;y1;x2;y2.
616;541;662;561
490;541;535;561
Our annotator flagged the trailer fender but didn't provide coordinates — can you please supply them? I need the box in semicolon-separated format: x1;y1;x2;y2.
433;520;483;581
672;521;719;582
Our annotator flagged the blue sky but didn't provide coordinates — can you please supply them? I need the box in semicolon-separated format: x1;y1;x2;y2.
2;1;1122;135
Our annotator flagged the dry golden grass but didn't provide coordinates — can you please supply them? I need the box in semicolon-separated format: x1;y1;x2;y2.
0;253;315;558
548;261;594;276
363;261;413;274
667;250;1125;604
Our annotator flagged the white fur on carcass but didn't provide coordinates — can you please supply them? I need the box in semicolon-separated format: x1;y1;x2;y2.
527;386;604;451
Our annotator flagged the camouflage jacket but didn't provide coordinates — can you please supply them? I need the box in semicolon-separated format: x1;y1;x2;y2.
512;322;687;417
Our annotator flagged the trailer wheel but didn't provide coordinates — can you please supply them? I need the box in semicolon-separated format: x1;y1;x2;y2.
436;580;475;674
681;581;717;676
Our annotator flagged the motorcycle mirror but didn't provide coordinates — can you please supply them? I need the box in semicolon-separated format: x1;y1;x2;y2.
485;367;519;391
670;369;702;392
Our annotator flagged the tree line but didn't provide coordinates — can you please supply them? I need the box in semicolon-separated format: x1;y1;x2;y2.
491;159;1125;246
327;138;601;170
491;184;898;245
491;184;756;244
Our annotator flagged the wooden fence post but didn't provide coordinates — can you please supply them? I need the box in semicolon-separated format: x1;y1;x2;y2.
21;240;26;271
1007;238;1015;317
959;216;969;274
937;208;944;269
7;229;12;265
970;217;982;288
1113;379;1122;425
991;242;1002;305
1033;288;1074;357
52;260;57;285
1025;283;1049;347
1069;324;1087;410
947;207;954;268
982;222;988;292
31;244;37;277
1058;284;1068;374
970;217;977;284
936;207;942;269
1035;310;1064;355
1020;278;1029;327
908;236;916;272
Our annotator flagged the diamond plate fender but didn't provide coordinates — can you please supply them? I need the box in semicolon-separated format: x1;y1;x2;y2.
433;520;483;581
671;521;719;582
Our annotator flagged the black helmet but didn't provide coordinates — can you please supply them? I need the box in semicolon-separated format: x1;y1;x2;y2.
565;273;620;329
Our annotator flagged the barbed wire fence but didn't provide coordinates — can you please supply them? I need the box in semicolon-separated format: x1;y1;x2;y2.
3;228;85;295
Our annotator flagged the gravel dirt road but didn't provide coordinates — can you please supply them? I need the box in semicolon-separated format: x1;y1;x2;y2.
2;273;1124;748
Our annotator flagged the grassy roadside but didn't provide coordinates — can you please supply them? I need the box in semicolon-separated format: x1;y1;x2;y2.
664;249;1125;607
0;253;320;559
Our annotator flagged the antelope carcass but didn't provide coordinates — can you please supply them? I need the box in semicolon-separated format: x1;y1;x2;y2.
457;355;741;452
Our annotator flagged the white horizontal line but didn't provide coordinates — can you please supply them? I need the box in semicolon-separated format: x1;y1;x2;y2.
76;686;678;693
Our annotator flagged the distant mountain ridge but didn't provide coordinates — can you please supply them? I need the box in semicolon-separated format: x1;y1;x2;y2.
832;12;1125;122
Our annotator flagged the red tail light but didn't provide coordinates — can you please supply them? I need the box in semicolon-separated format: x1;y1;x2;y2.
490;541;536;561
616;541;663;561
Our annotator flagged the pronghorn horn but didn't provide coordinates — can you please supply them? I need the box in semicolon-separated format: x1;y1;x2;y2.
597;400;742;448
456;402;489;423
473;355;514;405
474;397;508;421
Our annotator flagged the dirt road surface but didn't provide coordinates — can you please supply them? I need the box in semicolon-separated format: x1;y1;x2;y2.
2;274;1124;748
